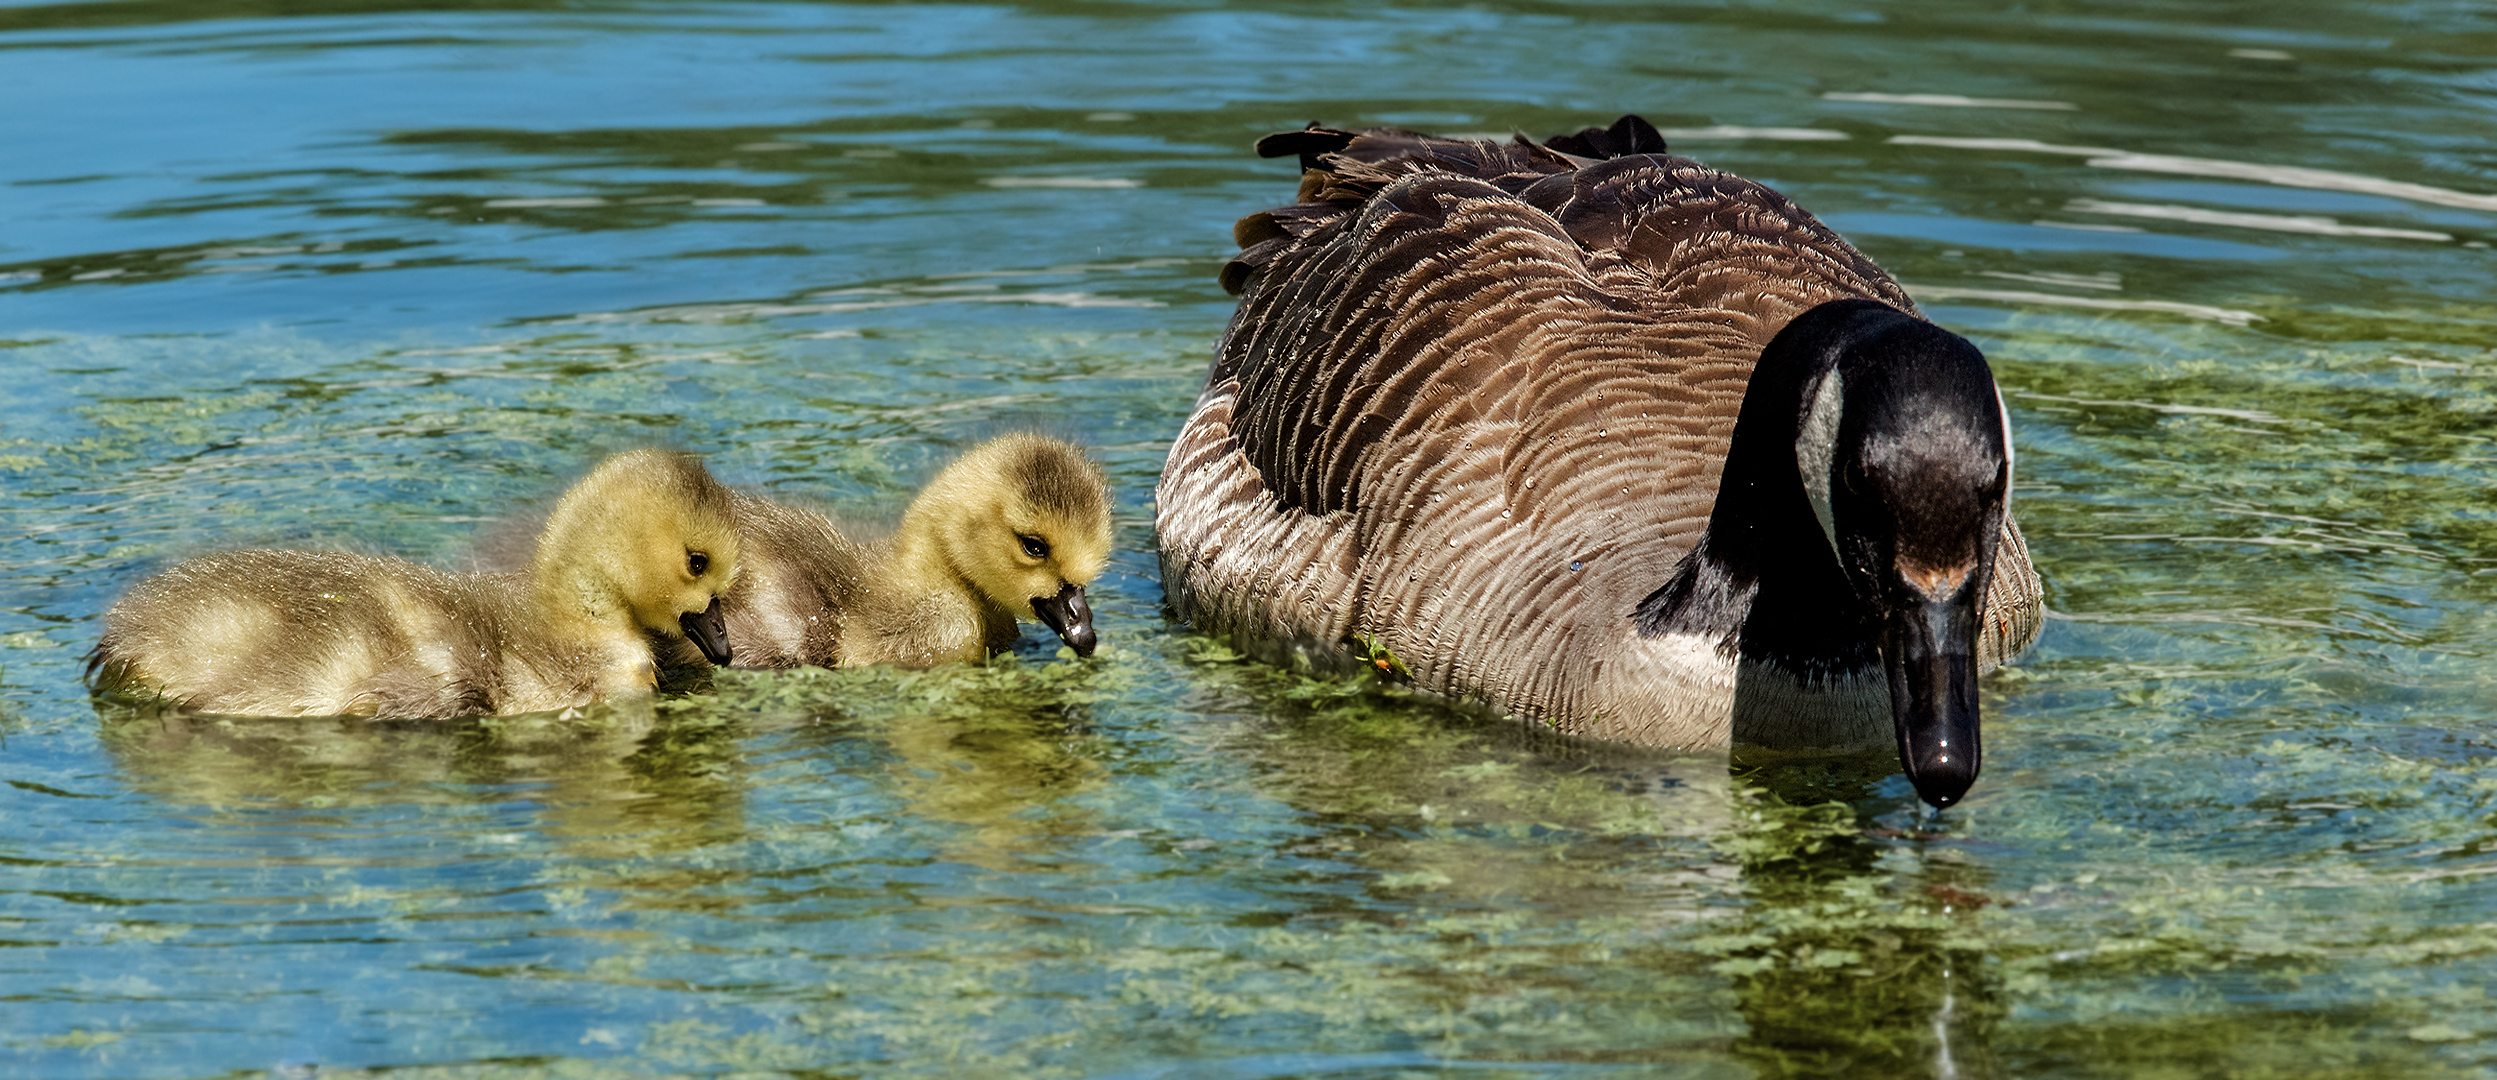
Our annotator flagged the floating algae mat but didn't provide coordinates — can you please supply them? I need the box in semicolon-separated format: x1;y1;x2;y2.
4;0;2496;1075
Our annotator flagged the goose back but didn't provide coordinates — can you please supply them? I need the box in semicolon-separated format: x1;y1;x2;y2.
1157;117;2041;750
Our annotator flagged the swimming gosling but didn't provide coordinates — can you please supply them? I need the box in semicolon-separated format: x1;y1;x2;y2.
89;449;741;718
673;433;1113;669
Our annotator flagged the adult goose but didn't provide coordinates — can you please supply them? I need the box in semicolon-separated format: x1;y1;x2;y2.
1156;116;2043;807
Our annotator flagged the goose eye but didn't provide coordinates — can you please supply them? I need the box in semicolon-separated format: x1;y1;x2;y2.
687;550;710;576
1018;534;1050;559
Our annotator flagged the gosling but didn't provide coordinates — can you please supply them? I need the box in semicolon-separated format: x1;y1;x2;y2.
677;433;1113;670
89;449;741;718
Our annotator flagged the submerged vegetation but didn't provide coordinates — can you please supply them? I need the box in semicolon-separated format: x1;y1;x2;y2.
8;0;2497;1074
12;249;2497;1080
67;613;2497;1076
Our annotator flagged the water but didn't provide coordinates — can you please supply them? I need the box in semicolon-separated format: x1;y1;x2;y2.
4;1;2495;1075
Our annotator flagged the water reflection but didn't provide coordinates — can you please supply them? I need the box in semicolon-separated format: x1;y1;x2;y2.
95;698;748;862
869;682;1108;875
1910;285;2263;325
712;659;1117;875
1888;136;2497;214
1720;759;2010;1079
1193;663;2026;1077
2063;199;2455;242
1824;91;2077;111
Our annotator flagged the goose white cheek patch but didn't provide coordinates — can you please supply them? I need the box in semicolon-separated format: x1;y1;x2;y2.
1995;381;2015;508
1795;368;1845;561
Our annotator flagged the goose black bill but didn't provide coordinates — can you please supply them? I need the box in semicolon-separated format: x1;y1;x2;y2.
1032;582;1097;657
680;596;733;666
1882;593;1982;809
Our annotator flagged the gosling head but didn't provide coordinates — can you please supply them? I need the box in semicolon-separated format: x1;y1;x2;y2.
919;434;1114;656
534;448;742;665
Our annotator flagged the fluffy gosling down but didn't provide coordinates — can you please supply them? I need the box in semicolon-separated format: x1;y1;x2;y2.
675;434;1113;669
89;449;741;719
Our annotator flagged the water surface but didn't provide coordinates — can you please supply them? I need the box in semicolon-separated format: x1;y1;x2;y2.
5;1;2496;1076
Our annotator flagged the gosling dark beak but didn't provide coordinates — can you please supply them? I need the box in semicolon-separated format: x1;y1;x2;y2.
1882;595;1981;809
1031;582;1097;657
680;596;733;666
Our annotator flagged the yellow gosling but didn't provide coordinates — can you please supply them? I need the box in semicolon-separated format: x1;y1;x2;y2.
89;449;741;718
679;434;1112;669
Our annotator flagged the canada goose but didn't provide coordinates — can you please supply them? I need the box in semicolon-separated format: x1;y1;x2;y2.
1156;116;2043;808
662;433;1114;670
89;449;741;718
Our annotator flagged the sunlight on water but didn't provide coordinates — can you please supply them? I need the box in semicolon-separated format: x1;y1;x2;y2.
1889;135;2497;213
4;0;2496;1076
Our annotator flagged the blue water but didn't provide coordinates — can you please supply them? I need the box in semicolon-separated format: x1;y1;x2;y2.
5;2;2497;1076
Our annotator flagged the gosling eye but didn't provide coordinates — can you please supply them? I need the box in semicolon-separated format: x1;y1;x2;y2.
1017;534;1050;560
686;550;710;577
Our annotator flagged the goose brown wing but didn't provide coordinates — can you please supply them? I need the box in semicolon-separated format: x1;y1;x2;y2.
1216;120;1912;528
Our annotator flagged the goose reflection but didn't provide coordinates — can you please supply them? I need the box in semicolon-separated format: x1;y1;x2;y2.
1200;679;1740;915
1723;757;2007;1079
1194;658;2007;1074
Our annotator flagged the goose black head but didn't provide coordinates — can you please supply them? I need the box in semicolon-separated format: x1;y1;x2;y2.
1780;299;2010;808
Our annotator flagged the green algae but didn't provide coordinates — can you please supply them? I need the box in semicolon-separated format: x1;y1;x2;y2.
9;1;2497;1073
16;297;2497;1075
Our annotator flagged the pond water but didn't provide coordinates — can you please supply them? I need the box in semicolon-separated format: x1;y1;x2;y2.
4;1;2496;1076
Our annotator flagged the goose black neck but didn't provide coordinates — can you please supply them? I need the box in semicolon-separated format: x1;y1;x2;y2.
1634;300;1917;677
